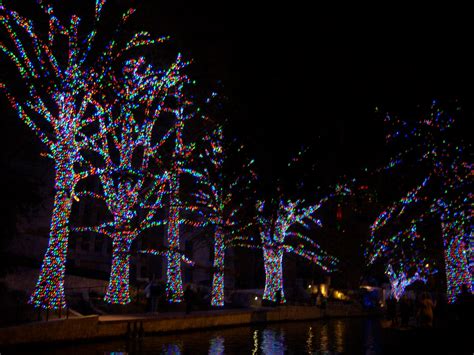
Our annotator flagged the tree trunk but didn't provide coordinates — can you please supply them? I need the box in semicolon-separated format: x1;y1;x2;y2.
263;246;285;303
440;206;472;303
211;226;225;307
29;155;74;309
105;234;133;304
166;181;183;302
443;232;471;303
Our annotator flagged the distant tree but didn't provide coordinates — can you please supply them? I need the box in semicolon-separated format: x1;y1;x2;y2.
255;197;338;302
157;80;199;302
366;101;472;302
385;261;431;301
189;125;256;306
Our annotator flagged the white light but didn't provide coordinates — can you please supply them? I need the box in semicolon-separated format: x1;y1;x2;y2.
254;296;258;300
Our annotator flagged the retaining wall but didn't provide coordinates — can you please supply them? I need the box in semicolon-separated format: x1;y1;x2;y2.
0;305;368;346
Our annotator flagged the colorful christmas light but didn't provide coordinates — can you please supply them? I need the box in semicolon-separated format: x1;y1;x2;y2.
73;55;188;304
256;198;338;302
141;74;202;303
189;126;256;306
0;0;149;309
367;101;472;303
385;261;432;300
163;104;191;303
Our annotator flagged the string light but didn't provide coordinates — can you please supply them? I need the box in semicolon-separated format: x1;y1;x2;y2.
133;71;200;303
257;198;338;303
188;126;256;306
0;0;186;308
386;263;431;301
367;101;472;303
0;0;149;309
72;54;187;304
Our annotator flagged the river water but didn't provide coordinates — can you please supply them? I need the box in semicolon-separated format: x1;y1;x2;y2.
9;317;471;354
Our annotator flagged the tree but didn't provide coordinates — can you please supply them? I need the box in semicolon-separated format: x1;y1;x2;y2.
366;177;437;298
255;197;338;302
137;72;205;303
73;54;188;304
386;262;431;301
190;126;256;306
0;0;147;309
367;101;472;302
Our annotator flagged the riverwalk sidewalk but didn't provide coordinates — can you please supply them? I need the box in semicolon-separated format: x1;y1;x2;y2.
0;303;371;346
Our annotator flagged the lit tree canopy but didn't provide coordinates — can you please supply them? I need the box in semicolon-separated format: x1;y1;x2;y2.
72;53;190;304
0;0;162;309
367;101;472;302
189;125;257;306
256;197;338;302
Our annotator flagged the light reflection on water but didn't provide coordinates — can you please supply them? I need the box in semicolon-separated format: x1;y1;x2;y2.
363;318;379;355
22;317;461;354
334;319;345;353
261;329;287;354
306;326;314;353
208;336;224;355
251;330;259;355
161;342;182;354
319;321;329;352
156;319;348;355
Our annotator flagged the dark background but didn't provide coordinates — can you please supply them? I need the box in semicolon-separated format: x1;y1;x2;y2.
136;1;474;186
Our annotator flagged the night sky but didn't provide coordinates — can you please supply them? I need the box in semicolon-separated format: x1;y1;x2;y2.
2;1;474;191
136;2;474;187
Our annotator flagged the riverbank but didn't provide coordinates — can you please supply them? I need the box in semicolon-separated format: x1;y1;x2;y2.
0;303;374;346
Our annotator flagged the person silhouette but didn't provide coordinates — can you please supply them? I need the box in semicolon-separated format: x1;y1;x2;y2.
419;292;435;328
